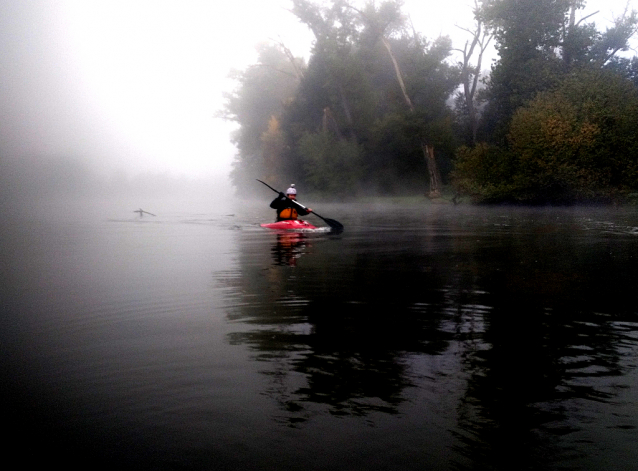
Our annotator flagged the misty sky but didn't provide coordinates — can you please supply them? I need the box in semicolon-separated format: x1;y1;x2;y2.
0;0;634;181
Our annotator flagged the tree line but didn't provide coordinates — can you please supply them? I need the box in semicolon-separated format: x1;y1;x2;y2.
222;0;638;204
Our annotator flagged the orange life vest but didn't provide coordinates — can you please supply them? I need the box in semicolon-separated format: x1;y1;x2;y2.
279;207;298;220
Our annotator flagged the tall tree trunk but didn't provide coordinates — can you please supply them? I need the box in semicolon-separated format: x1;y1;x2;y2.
382;38;441;197
562;2;577;66
460;50;478;144
322;107;343;139
337;84;357;141
455;2;492;145
423;144;442;198
382;38;414;110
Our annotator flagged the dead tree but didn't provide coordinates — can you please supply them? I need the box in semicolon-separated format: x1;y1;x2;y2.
454;1;492;145
271;37;306;81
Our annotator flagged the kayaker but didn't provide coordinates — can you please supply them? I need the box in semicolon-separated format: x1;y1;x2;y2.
270;184;312;221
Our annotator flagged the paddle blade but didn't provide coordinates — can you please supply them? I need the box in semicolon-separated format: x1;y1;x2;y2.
310;211;343;232
324;218;344;232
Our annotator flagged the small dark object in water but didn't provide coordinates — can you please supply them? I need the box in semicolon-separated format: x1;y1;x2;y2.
134;209;156;217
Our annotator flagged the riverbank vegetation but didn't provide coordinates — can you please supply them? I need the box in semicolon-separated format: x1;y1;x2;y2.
222;0;638;204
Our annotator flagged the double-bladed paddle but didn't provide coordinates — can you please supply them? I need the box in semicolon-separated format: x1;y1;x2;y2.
257;179;344;232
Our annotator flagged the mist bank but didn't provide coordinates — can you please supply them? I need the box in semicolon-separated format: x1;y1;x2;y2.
0;155;232;219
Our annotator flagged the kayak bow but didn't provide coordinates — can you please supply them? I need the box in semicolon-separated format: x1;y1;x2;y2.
261;220;317;230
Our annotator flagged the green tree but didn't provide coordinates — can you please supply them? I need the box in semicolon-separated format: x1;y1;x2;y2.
285;0;459;196
453;68;638;203
222;44;303;194
348;1;459;196
224;0;461;197
298;130;365;195
480;0;638;142
480;0;574;141
289;0;364;139
260;116;287;184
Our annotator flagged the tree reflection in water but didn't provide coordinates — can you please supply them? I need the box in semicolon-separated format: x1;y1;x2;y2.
220;207;638;469
225;229;457;424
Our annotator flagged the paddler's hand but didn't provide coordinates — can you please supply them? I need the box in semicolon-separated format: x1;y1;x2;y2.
308;208;312;212
279;192;286;198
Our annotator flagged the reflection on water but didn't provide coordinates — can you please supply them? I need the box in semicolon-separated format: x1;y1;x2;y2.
1;202;636;469
221;206;638;470
271;232;310;267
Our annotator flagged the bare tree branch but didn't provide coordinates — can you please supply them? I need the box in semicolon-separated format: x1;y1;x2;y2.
269;37;305;80
248;63;299;78
457;0;493;144
575;11;599;27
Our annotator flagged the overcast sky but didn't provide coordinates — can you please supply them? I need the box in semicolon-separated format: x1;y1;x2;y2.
0;0;635;180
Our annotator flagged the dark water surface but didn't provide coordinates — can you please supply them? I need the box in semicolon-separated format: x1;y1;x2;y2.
1;201;637;470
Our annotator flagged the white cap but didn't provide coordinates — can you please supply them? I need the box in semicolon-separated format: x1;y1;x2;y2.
286;184;296;195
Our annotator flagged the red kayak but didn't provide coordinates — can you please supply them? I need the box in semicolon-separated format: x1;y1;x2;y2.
261;219;317;230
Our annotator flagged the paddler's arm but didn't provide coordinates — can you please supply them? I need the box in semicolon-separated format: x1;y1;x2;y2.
270;193;287;208
290;199;312;215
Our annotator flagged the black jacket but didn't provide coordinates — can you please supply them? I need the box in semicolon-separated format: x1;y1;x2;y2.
270;193;310;221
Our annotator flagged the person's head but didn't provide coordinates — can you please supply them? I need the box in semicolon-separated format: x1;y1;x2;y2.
286;184;296;199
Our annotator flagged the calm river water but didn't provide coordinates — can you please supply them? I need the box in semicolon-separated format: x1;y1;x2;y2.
1;199;637;470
